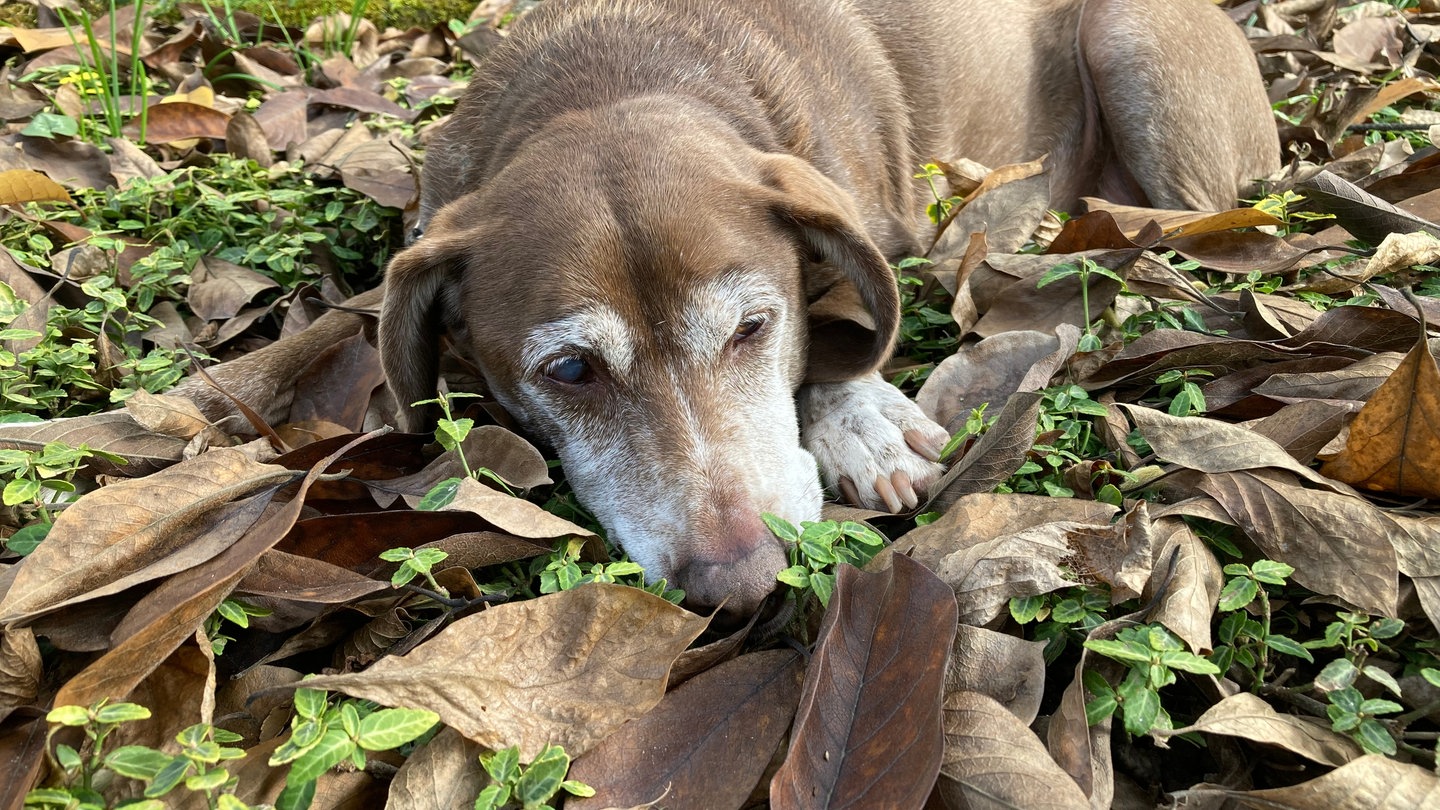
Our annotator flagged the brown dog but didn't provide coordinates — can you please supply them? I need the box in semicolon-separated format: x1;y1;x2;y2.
181;0;1278;624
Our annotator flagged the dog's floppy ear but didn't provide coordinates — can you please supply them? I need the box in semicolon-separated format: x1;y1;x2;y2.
758;154;900;382
378;235;465;433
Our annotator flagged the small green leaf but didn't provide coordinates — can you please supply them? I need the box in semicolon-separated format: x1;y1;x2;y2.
294;687;327;721
417;477;462;511
776;566;810;589
186;768;231;791
1355;718;1396;755
144;755;193;797
1249;559;1293;585
6;522;50;555
356;708;439;751
3;476;40;506
1315;658;1358;691
94;702;152;724
475;784;510;810
482;746;520;784
561;779;595;797
1120;684;1161;736
515;745;570;806
1159;651;1221;675
1263;635;1314;663
276;777;316;810
46;705;90;727
379;548;414;562
104;746;174;780
810;571;836;607
1085;694;1117;726
1083;639;1152;666
287;728;355;784
1009;594;1044;624
1369;617;1405;640
761;513;800;542
1358;698;1403;717
1216;577;1258;612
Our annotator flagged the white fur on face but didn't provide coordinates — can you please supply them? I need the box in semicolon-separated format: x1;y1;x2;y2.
509;273;820;589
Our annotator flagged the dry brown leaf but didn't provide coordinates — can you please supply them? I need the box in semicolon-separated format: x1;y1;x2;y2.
127;101;231;143
1147;517;1223;653
0;627;41;714
924;392;1046;512
895;492;1115;573
54;433;367;708
945;625;1047;725
568;650;804;809
935;691;1089;810
0;168;72;205
1252;352;1404;406
440;477;595;540
187;257;280;322
1068;501;1155;603
385;726;488;810
771;555;957;809
917;330;1059;430
1198;469;1399;617
1123;405;1352;495
937;521;1080;626
1227;755;1437;808
1046;655;1113;808
303;584;708;761
1320;331;1440;499
0;411;188;477
0;450;292;626
1162;692;1359;768
123;389;212;440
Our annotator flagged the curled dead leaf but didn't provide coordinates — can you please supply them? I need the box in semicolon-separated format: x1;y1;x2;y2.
303;584;708;761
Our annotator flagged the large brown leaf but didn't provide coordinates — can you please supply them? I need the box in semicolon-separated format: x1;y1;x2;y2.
0;411;188;477
52;433;378;708
1161;693;1359;768
1320;331;1440;499
568;649;804;809
945;625;1047;725
1198;469;1399;616
770;555;957;809
935;691;1088;809
303;584;708;762
1225;755;1437;808
385;727;488;810
0;449;292;626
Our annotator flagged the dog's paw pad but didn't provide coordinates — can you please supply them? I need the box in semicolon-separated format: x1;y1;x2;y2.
801;376;949;513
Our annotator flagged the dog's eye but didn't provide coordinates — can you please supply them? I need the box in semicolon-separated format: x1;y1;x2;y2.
732;315;766;343
545;356;593;384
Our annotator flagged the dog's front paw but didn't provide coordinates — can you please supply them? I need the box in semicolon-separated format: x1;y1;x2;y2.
798;373;949;513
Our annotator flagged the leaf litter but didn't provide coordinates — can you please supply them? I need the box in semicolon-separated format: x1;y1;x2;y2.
0;1;1438;809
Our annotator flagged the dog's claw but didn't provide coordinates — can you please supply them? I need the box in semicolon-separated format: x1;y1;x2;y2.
838;476;862;507
873;474;903;513
905;428;946;462
892;469;919;510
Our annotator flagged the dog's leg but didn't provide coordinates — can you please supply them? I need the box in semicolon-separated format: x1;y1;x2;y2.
1079;0;1280;210
798;373;949;513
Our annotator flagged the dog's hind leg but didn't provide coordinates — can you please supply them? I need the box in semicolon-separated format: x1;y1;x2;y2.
798;373;949;513
1078;0;1280;210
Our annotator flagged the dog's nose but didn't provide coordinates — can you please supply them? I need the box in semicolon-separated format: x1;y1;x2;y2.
676;523;787;628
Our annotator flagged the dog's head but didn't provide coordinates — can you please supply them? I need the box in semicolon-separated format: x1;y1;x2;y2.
379;103;898;624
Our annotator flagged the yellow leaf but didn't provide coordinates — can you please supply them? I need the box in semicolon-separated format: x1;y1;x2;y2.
0;169;72;206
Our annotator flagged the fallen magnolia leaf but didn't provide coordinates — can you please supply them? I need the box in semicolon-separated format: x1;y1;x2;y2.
303;584;708;761
945;625;1047;725
125;101;231;143
1320;330;1440;499
0;449;293;626
934;691;1089;810
771;555;957;809
1147;517;1223;653
0;168;71;205
0;627;41;714
567;649;804;809
1223;754;1437;808
937;521;1081;626
440;476;595;541
123;389;212;440
917;331;1059;431
1161;692;1359;768
54;432;374;709
0;411;188;477
1198;469;1399;617
385;726;488;810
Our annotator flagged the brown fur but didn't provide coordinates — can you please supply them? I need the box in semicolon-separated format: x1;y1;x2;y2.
177;0;1279;622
